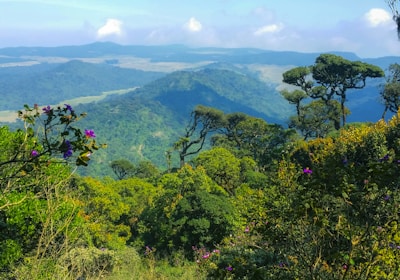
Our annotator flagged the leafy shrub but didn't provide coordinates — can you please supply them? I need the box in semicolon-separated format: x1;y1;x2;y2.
139;165;238;258
58;247;116;279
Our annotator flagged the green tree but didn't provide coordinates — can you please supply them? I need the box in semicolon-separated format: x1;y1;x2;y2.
110;159;160;180
173;105;225;167
282;54;384;136
211;113;295;170
77;177;131;249
110;159;135;180
281;89;308;118
288;99;343;139
131;160;160;179
193;147;241;195
282;66;313;93
139;165;237;258
381;63;400;118
312;54;384;127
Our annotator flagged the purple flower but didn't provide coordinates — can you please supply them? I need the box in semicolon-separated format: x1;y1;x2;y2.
384;194;390;201
342;264;348;270
64;104;73;112
42;105;51;114
84;129;96;138
226;266;233;271
244;227;250;233
31;150;39;157
303;167;312;174
379;154;390;162
62;140;73;159
202;253;210;259
63;149;73;159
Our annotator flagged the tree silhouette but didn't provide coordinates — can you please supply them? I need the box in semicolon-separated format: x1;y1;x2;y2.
386;0;400;39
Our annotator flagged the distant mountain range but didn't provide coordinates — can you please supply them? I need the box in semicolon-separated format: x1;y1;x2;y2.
1;42;399;176
2;42;398;67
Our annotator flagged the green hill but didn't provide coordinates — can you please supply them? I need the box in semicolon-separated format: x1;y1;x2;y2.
133;68;291;122
76;68;291;177
0;60;164;110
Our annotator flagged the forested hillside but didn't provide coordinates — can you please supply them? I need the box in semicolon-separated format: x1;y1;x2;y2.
75;68;291;177
1;43;400;279
0;60;164;110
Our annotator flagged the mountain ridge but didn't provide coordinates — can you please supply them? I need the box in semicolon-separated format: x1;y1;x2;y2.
1;42;398;177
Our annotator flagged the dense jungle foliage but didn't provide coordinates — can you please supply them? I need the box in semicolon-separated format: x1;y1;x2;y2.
1;104;400;279
1;54;400;279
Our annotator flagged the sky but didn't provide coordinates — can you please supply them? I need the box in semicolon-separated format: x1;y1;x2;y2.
1;0;400;58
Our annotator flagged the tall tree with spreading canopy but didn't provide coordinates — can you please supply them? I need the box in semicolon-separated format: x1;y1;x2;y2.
312;54;384;127
282;54;384;137
173;105;225;168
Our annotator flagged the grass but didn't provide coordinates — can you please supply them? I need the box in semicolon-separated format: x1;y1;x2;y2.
105;248;206;280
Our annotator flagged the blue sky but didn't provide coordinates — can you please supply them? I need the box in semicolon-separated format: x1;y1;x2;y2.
0;0;398;57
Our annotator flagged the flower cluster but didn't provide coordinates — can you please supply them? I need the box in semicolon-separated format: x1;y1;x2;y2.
62;140;73;159
303;167;312;174
192;246;222;266
85;129;96;138
42;105;51;114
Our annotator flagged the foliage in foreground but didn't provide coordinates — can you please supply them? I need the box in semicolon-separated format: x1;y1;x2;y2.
201;111;400;279
1;103;400;279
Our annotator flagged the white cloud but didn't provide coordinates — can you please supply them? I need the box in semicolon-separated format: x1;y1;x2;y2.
184;17;202;32
365;8;391;27
97;18;123;38
254;23;283;36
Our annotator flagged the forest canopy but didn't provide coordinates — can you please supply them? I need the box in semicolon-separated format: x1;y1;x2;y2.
1;52;400;279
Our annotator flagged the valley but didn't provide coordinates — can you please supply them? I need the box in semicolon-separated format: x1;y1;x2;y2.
0;87;138;122
1;42;399;177
1;42;400;279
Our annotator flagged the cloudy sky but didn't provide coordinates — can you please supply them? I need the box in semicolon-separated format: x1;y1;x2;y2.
1;0;399;58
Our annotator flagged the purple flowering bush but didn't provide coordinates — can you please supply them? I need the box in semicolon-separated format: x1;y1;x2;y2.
17;104;105;167
0;104;106;277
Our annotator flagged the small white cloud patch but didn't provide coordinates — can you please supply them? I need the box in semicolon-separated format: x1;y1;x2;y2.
184;17;202;32
254;23;283;36
365;8;391;27
97;19;123;38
